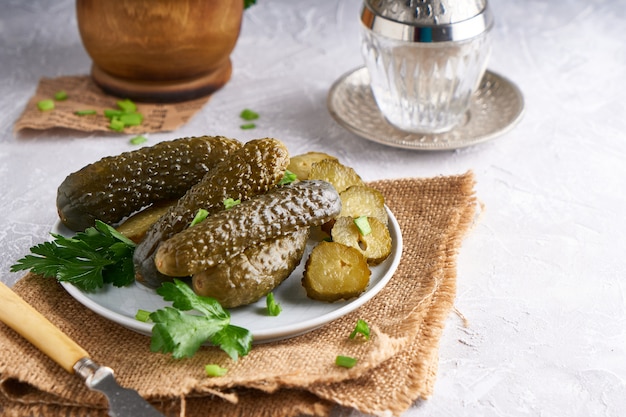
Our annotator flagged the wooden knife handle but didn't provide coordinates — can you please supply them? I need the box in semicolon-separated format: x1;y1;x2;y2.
0;282;89;373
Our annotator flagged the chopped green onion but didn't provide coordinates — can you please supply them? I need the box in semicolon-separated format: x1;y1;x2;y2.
135;309;152;322
279;170;297;185
349;319;370;340
104;109;124;119
75;109;97;116
117;98;137;113
119;112;143;126
54;90;68;101
109;117;125;132
240;108;259;121
335;355;358;368
266;292;282;316
223;198;241;209
354;216;372;236
204;364;228;377
190;209;209;227
240;123;256;130
37;99;54;111
129;135;148;145
103;99;143;131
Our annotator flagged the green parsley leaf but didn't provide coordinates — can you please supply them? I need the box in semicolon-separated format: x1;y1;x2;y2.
190;209;209;227
75;109;97;116
149;279;252;360
223;198;241;210
135;309;152;322
129;135;148;145
37;99;54;111
266;292;282;316
210;324;253;361
335;355;358;368
239;108;259;121
157;279;226;315
10;220;136;292
205;364;228;377
354;216;372;236
244;0;256;9
349;319;370;340
279;170;297;185
150;307;224;359
101;244;135;286
240;123;256;130
54;90;68;101
93;220;136;246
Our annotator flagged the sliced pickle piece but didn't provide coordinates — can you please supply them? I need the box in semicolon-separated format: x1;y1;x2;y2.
154;180;341;278
134;138;290;288
308;159;364;193
339;185;388;226
302;241;371;302
192;228;309;308
115;200;176;244
288;152;338;180
331;216;392;265
57;136;242;231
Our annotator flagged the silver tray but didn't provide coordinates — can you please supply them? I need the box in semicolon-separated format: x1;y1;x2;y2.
327;67;524;151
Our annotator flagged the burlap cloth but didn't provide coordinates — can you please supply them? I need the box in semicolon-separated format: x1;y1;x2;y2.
0;173;478;417
14;76;209;133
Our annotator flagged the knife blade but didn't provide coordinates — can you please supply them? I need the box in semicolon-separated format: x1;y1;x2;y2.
0;282;166;417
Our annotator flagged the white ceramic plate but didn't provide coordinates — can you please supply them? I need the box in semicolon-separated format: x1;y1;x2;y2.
56;207;402;343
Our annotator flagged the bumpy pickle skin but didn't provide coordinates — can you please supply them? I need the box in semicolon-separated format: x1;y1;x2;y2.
192;228;310;308
56;136;242;231
154;180;341;278
134;138;290;288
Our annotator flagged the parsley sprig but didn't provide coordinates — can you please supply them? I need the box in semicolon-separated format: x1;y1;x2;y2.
10;220;136;292
149;279;253;360
10;221;253;360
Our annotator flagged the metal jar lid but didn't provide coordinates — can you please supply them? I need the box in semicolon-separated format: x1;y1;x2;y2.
361;0;494;43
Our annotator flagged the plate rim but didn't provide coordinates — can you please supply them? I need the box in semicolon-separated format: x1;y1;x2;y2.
327;66;525;151
59;206;403;343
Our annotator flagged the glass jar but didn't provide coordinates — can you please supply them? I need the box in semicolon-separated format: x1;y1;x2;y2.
360;0;494;134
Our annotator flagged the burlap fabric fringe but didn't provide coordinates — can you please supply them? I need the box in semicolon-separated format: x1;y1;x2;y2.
0;173;478;417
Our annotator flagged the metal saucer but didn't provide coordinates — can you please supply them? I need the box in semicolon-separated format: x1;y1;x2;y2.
327;67;524;151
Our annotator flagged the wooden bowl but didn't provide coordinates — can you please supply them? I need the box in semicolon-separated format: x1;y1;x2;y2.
76;0;243;102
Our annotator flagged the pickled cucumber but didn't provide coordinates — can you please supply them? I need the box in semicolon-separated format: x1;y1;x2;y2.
302;241;371;302
331;216;392;265
308;159;364;193
134;138;290;288
339;185;388;226
57;136;242;231
287;152;338;180
192;228;309;308
115;200;175;243
154;180;341;278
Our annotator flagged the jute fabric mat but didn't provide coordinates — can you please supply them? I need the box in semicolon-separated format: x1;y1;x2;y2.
14;76;209;134
0;173;477;417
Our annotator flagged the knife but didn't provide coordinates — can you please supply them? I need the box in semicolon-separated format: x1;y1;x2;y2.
0;282;166;417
